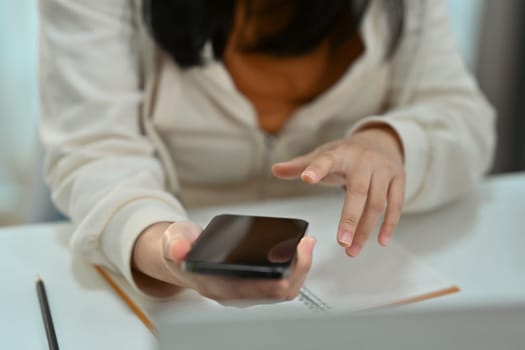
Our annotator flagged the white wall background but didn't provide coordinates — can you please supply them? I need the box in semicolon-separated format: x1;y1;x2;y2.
0;0;487;225
0;0;39;224
447;0;485;69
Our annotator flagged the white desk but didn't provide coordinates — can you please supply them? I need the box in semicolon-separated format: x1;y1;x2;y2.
396;172;525;307
1;173;525;349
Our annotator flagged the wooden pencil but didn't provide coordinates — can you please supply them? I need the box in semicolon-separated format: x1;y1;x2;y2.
94;265;158;336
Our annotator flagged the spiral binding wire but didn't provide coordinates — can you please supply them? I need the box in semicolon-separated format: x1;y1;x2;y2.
297;286;331;313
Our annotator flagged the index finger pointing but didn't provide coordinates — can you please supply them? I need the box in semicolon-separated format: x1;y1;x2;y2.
272;154;315;179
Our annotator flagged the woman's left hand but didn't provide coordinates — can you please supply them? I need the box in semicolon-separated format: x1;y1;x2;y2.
272;125;406;257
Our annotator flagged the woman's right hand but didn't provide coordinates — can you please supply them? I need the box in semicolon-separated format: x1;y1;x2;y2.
131;221;316;303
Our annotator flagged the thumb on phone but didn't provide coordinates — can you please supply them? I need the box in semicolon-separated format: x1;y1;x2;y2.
162;222;202;263
295;236;316;274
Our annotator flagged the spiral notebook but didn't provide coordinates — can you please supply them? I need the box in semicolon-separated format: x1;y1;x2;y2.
95;194;459;335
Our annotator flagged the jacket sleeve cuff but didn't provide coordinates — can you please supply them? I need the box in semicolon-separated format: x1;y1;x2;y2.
100;198;188;295
347;117;430;203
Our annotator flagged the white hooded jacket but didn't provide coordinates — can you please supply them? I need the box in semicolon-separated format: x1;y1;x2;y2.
39;0;496;293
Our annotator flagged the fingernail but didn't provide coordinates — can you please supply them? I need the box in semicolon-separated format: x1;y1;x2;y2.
381;232;392;246
305;237;316;253
347;243;362;257
301;170;317;182
166;238;182;260
339;231;353;246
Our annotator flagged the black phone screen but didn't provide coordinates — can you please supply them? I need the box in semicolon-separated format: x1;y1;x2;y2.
184;214;308;278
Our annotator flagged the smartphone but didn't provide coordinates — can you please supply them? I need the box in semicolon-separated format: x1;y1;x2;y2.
182;214;309;279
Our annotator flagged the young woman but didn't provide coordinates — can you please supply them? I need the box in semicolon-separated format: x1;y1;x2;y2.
39;0;495;300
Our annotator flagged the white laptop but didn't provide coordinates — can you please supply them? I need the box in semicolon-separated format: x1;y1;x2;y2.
158;303;525;350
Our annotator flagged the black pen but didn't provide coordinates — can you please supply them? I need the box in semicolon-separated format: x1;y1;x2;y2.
36;277;60;350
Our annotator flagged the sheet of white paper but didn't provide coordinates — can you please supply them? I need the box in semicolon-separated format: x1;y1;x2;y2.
116;194;458;324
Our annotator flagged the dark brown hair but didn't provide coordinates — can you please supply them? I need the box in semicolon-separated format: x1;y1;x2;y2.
143;0;404;68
